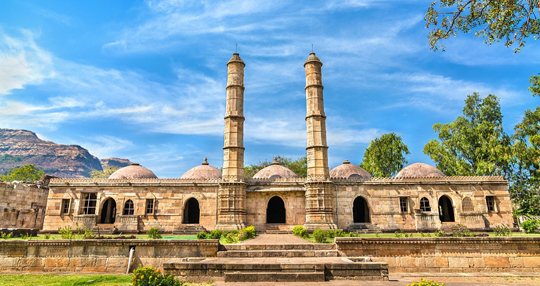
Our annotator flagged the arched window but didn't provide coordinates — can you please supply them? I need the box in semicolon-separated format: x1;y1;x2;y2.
462;197;474;212
420;197;431;212
123;200;134;215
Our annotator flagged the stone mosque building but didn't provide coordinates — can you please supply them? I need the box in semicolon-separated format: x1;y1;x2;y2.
42;53;513;233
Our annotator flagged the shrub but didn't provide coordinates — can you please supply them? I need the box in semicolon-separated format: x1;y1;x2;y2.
293;225;308;238
58;225;74;239
244;226;257;238
1;232;12;240
21;233;30;239
224;232;237;244
394;230;404;238
327;229;343;238
407;278;445;286
313;229;328;243
146;227;162;239
209;229;222;239
522;219;540;234
196;232;208;239
493;223;511;236
132;266;183;286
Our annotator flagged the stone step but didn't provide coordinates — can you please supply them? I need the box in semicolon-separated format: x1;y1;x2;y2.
217;250;339;258
220;243;336;251
265;230;292;234
224;271;325;282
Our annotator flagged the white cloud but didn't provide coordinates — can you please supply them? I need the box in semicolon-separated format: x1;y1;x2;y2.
0;30;55;94
76;135;134;159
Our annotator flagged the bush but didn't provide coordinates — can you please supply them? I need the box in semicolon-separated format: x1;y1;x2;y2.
313;229;328;243
196;232;208;239
224;232;237;243
493;223;511;236
146;227;162;239
244;226;257;238
407;278;445;286
209;229;222;239
58;225;74;239
522;219;540;233
1;232;13;239
293;225;308;238
44;233;51;239
132;266;183;286
327;229;343;239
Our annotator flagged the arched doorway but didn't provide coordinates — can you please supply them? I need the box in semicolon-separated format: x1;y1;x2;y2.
266;196;286;223
353;197;370;223
100;198;116;224
183;198;200;224
438;196;455;222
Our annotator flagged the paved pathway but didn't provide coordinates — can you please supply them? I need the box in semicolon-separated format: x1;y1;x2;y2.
242;234;308;244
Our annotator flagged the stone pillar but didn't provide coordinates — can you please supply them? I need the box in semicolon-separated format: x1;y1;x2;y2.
303;53;337;230
217;53;247;231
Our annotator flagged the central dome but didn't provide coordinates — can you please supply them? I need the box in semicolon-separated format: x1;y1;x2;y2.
181;158;222;179
395;163;445;178
330;160;372;178
252;157;299;179
108;163;157;179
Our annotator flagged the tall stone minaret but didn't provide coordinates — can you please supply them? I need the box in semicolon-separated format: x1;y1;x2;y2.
303;52;337;230
216;53;247;231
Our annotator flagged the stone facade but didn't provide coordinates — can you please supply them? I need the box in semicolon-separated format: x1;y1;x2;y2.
0;181;48;230
42;53;514;234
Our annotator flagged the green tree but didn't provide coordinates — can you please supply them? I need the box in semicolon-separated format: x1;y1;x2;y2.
423;93;513;176
360;133;410;177
425;0;540;95
90;166;120;179
511;107;540;215
244;156;307;178
0;165;45;182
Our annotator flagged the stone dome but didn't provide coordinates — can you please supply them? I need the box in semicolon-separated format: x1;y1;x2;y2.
252;157;299;179
181;158;222;179
108;163;157;179
330;160;372;179
395;163;445;178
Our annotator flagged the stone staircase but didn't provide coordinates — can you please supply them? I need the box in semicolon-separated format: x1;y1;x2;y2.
164;241;389;282
217;243;339;258
172;224;206;235
264;223;293;234
348;222;379;233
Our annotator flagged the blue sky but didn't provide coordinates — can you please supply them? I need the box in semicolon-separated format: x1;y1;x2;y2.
0;0;538;178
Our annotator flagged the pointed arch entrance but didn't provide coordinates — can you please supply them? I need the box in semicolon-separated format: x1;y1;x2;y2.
100;198;116;224
183;198;200;224
438;195;455;222
353;196;370;223
266;196;286;224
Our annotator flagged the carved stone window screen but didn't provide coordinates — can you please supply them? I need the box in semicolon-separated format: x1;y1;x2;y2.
462;197;474;212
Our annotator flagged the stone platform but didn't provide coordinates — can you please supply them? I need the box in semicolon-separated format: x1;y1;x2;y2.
163;257;388;282
163;234;389;282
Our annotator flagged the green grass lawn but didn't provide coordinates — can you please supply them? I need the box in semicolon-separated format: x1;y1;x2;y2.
0;274;214;286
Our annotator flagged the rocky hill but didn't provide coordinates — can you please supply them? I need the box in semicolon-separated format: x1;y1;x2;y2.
100;157;132;169
0;129;117;178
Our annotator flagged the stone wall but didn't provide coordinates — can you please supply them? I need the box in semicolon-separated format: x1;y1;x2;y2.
334;177;513;232
336;237;540;273
43;179;219;233
0;239;218;273
0;181;48;229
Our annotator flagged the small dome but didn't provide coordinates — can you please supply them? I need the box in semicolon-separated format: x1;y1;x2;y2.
330;160;372;179
108;163;157;179
181;157;222;179
304;52;322;67
395;163;445;178
253;157;299;179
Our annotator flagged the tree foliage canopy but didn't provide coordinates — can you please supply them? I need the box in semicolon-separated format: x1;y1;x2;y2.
90;166;120;179
360;133;410;177
1;165;45;182
244;156;307;178
423;93;513;176
425;0;540;52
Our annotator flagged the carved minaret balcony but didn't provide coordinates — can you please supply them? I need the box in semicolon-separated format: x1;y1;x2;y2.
303;52;337;230
217;53;247;231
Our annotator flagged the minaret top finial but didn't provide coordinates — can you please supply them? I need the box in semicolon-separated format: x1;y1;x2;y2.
271;157;280;165
228;52;245;66
304;52;322;67
202;157;209;165
343;160;350;164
